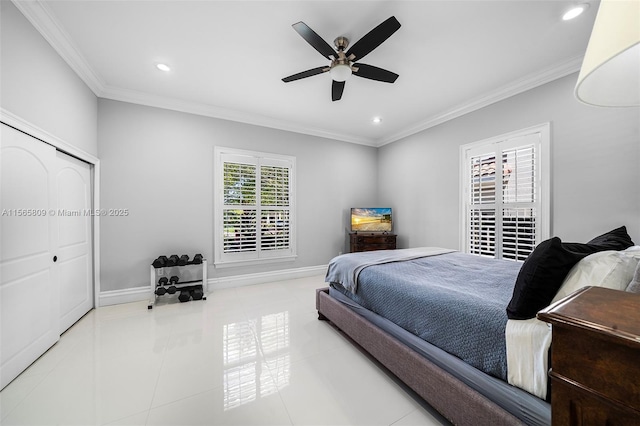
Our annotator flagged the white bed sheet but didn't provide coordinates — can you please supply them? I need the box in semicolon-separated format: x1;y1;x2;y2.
506;318;552;399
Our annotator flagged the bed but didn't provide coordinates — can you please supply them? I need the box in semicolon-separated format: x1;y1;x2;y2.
317;228;639;426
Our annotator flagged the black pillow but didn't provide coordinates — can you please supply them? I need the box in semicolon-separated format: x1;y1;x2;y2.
507;227;635;320
586;226;635;250
506;237;601;320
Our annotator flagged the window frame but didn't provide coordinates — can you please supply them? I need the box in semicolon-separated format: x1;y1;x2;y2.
459;123;551;260
214;146;296;268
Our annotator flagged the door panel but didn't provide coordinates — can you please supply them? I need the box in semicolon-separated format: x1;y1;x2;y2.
56;151;93;333
58;253;91;329
1;270;56;365
1;148;50;260
1;123;59;390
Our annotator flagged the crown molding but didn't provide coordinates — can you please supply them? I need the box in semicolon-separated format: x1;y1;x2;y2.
375;56;583;147
98;85;375;146
13;0;375;146
14;0;582;149
12;0;106;96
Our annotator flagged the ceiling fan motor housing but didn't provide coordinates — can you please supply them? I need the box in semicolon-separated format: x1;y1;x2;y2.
334;36;350;51
331;37;357;74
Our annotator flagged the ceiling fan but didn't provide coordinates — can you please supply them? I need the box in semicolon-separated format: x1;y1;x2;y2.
282;16;401;101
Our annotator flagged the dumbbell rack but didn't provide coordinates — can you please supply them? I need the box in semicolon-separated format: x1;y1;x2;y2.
148;258;208;309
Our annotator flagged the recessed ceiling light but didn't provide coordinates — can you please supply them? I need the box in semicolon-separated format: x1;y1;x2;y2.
562;4;589;21
156;63;171;72
372;117;382;124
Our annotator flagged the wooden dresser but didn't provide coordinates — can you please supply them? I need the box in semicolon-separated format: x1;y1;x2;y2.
538;286;640;425
349;233;396;252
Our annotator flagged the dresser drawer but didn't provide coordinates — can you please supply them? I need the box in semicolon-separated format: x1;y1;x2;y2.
349;233;396;252
551;379;640;425
551;326;640;409
356;236;394;245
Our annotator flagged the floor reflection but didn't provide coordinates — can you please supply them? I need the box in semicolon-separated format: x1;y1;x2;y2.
223;311;290;410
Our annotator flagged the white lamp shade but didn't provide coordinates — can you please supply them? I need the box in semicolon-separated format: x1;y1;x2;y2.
575;0;640;107
330;64;352;82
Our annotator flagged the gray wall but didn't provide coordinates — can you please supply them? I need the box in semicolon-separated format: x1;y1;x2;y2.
6;0;639;295
0;1;98;156
98;99;378;291
379;73;640;249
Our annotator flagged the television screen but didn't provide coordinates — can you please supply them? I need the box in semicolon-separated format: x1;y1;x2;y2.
351;208;392;232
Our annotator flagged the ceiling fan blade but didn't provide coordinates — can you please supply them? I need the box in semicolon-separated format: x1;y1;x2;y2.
353;63;399;83
332;80;345;101
346;16;401;61
292;22;337;60
282;66;328;82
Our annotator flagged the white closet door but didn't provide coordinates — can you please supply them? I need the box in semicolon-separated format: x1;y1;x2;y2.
56;151;93;333
0;123;60;390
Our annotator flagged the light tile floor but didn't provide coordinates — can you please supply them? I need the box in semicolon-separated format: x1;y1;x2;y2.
0;275;449;426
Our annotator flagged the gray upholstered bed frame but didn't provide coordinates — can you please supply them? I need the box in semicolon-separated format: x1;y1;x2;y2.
316;287;526;426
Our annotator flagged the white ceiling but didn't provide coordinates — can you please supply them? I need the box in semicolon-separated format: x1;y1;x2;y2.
15;0;598;146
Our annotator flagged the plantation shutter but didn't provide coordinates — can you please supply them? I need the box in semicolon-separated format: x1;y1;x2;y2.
501;145;536;261
468;154;498;257
463;126;548;261
260;164;291;251
216;148;296;266
222;160;257;254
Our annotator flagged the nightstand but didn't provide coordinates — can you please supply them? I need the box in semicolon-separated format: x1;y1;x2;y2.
538;286;640;425
349;233;396;252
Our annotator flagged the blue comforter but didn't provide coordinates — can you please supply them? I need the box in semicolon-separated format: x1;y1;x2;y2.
329;251;522;380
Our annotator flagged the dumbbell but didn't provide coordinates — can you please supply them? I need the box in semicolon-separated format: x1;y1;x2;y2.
152;256;168;268
191;254;203;264
156;276;168;296
177;255;189;266
164;276;179;294
191;285;204;301
179;287;192;303
166;255;180;267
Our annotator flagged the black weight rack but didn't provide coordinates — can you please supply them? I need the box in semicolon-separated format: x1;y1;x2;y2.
148;254;207;309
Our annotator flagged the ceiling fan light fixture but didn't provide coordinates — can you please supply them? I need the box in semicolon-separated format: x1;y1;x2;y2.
330;64;352;82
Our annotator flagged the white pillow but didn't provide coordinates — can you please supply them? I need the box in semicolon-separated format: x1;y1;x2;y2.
626;262;640;293
623;245;640;257
552;250;640;303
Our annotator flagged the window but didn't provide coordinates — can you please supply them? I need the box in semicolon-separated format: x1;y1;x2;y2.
460;123;550;261
214;147;296;267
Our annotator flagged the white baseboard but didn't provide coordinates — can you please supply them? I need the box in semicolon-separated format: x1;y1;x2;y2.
209;265;327;289
98;265;327;306
99;286;150;307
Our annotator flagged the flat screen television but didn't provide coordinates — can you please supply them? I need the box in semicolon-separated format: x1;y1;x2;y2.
350;208;392;233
